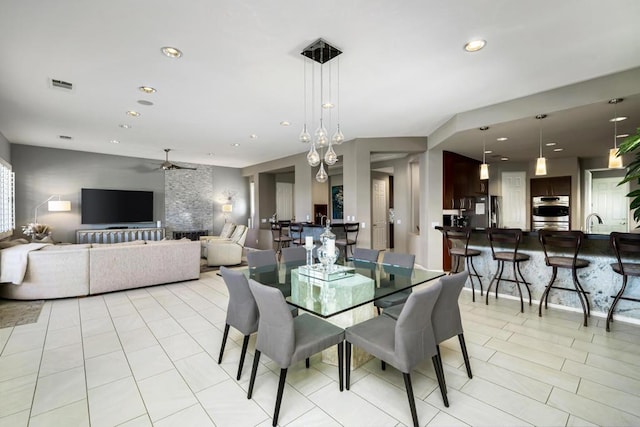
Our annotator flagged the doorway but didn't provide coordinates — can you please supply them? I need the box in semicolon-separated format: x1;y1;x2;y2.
372;178;388;250
501;171;527;229
587;170;628;233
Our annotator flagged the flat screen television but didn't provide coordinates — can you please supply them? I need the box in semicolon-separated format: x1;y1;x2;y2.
81;188;154;224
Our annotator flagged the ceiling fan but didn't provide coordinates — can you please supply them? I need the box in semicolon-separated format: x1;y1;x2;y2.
160;148;196;171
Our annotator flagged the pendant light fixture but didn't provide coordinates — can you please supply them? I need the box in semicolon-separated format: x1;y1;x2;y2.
479;126;489;180
535;114;547;176
608;98;624;169
300;39;344;183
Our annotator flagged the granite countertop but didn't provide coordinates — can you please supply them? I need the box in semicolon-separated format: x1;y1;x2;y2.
435;226;612;240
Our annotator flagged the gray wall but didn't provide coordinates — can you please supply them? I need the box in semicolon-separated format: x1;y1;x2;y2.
12;145;248;243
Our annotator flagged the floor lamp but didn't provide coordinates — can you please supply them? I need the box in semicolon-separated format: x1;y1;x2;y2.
34;195;71;223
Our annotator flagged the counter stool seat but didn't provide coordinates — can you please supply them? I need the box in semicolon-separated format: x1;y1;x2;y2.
450;247;481;257
441;226;483;302
607;232;640;332
538;230;591;327
486;228;531;313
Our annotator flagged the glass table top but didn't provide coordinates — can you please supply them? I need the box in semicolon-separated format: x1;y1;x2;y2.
242;260;444;318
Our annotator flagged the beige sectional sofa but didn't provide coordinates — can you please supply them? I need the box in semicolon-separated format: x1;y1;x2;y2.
0;239;200;300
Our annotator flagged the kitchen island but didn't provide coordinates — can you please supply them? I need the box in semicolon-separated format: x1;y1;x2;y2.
445;229;640;324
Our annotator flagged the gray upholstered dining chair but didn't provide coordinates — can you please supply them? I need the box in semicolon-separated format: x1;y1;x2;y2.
218;266;298;380
247;279;345;427
352;247;380;263
345;281;447;427
374;252;415;314
218;267;259;381
384;270;473;379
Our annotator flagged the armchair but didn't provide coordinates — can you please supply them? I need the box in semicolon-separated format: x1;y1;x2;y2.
205;225;248;266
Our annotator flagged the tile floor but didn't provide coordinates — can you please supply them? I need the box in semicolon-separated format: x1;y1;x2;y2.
1;271;640;426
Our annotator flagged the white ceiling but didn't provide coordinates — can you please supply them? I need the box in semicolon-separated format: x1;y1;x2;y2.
1;1;640;168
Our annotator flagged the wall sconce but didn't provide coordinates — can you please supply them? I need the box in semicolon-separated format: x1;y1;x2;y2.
34;195;71;223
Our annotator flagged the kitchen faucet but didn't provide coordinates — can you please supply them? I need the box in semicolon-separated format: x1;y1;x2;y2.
585;213;603;233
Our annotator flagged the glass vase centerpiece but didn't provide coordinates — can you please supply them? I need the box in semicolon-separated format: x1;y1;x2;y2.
317;219;339;271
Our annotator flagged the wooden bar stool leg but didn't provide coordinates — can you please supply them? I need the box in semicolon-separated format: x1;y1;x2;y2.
516;262;532;305
571;268;589;327
539;267;557;317
511;261;524;313
607;275;629;332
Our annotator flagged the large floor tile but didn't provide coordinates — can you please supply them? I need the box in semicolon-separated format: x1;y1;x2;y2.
112;313;147;333
1;328;46;355
0;348;41;382
39;342;84;377
578;379;640;417
548;387;640;426
146;317;184;339
197;379;269;427
88;376;147;427
31;366;86;417
0;409;29;427
174;351;230;393
350;373;440;427
43;324;81;350
487;352;579;392
308;381;399;426
118;326;158;353
425;388;532;426
82;330;122;359
484;337;565;369
286;407;342;427
507;331;587;363
562;359;640;396
28;399;89;427
426;411;470;426
461;377;568;426
158;332;203;361
154;404;215;427
0;373;37;418
85;350;132;389
126;344;174;380
137;369;198;422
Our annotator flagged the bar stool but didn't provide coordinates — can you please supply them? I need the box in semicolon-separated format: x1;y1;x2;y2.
289;222;304;246
336;222;359;260
538;230;591;327
486;228;531;313
607;232;640;332
271;222;292;260
441;226;483;302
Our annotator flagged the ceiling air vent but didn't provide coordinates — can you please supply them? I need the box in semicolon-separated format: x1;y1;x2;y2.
58;135;72;140
50;79;73;91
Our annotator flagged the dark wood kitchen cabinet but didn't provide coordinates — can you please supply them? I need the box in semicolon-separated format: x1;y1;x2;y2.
530;176;571;197
443;151;482;209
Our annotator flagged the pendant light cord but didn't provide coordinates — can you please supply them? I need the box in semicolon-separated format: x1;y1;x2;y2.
613;101;618;150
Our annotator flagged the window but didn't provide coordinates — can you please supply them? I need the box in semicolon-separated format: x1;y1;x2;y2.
0;158;15;239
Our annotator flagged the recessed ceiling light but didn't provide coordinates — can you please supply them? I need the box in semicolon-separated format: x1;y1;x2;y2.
617;133;629;138
610;116;627;122
139;86;156;94
119;124;131;129
207;153;214;156
484;150;492;154
322;103;335;109
249;134;258;139
137;100;154;106
231;143;240;147
464;39;486;52
496;137;508;141
545;142;557;146
110;139;120;144
553;148;563;152
126;110;140;117
500;157;509;161
161;46;182;58
280;121;290;126
58;135;72;140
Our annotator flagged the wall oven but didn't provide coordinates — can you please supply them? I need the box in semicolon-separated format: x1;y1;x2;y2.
532;196;570;231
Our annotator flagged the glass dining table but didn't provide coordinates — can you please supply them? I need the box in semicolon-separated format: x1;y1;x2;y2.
242;259;445;318
239;259;444;367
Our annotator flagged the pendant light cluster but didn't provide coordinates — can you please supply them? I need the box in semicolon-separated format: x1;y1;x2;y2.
479;126;489;180
299;39;344;183
608;98;624;169
535;114;547;176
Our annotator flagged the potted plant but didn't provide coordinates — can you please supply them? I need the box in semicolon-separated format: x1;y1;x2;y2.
618;127;640;224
